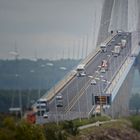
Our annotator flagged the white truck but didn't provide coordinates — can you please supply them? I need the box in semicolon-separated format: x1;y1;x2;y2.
76;64;86;77
112;45;121;57
100;43;107;53
121;39;126;48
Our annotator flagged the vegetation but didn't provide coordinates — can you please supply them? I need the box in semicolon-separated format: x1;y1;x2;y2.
0;59;80;112
0;59;80;89
0;115;78;140
72;116;110;127
0;117;45;140
0;114;140;140
129;93;140;114
129;115;140;131
0;89;46;112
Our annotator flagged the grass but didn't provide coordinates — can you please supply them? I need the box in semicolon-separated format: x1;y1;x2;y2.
72;118;132;139
72;115;111;127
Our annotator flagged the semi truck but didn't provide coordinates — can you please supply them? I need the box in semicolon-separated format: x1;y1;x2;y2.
100;43;107;52
112;45;121;57
76;64;86;77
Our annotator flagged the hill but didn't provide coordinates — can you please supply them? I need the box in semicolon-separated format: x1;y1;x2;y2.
69;118;140;140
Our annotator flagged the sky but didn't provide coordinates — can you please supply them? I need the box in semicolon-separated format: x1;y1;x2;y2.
0;0;103;60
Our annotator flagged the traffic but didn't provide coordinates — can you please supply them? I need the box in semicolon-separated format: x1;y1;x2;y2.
32;31;131;123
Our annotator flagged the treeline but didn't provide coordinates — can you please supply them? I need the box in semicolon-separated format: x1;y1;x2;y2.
0;59;80;89
0;114;140;140
0;58;80;112
0;115;79;140
0;89;46;112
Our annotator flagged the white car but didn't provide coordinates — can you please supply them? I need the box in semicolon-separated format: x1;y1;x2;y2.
43;112;48;119
56;93;63;100
91;79;97;85
77;71;86;77
100;68;106;73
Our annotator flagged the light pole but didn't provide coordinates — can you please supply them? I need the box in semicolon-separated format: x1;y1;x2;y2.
59;66;68;120
76;77;81;121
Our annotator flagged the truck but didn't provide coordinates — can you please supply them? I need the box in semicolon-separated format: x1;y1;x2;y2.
121;39;126;48
26;111;36;124
76;64;86;77
112;45;121;57
36;98;49;116
100;59;109;72
100;43;107;52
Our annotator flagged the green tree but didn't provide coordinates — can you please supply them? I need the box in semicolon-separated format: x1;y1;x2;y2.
62;121;79;136
15;120;45;140
44;123;67;140
130;115;140;131
129;93;140;114
0;117;46;140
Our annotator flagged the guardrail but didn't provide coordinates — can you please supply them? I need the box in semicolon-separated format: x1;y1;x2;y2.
105;39;140;100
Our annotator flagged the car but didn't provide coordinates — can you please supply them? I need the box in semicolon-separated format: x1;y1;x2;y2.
107;43;111;47
56;93;63;100
91;79;97;85
101;59;109;71
43;112;48;119
56;93;63;107
77;71;86;77
117;30;123;36
111;38;115;42
100;68;106;73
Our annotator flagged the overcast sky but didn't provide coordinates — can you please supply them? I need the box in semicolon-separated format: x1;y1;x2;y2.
0;0;103;60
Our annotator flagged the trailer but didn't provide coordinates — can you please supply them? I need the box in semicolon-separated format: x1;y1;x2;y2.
112;45;121;57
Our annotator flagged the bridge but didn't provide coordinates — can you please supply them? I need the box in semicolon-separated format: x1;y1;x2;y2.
34;0;140;123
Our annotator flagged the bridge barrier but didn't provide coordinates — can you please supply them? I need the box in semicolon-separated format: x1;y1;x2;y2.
105;38;140;101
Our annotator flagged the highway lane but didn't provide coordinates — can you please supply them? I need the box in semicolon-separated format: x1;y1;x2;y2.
62;32;131;116
48;42;109;112
38;32;131;122
71;32;131;115
48;35;118;113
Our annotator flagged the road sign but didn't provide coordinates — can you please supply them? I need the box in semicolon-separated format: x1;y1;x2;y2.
94;94;111;105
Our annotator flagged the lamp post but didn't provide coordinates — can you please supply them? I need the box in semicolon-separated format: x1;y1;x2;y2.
76;76;82;121
59;66;69;120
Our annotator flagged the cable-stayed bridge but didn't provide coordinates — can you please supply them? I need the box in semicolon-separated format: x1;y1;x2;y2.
34;0;140;123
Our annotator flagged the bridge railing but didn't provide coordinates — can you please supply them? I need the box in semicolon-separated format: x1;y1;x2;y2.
105;31;140;100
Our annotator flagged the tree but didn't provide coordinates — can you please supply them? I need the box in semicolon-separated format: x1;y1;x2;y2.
129;93;140;114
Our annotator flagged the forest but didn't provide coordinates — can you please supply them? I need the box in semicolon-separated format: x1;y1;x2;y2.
0;59;80;112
